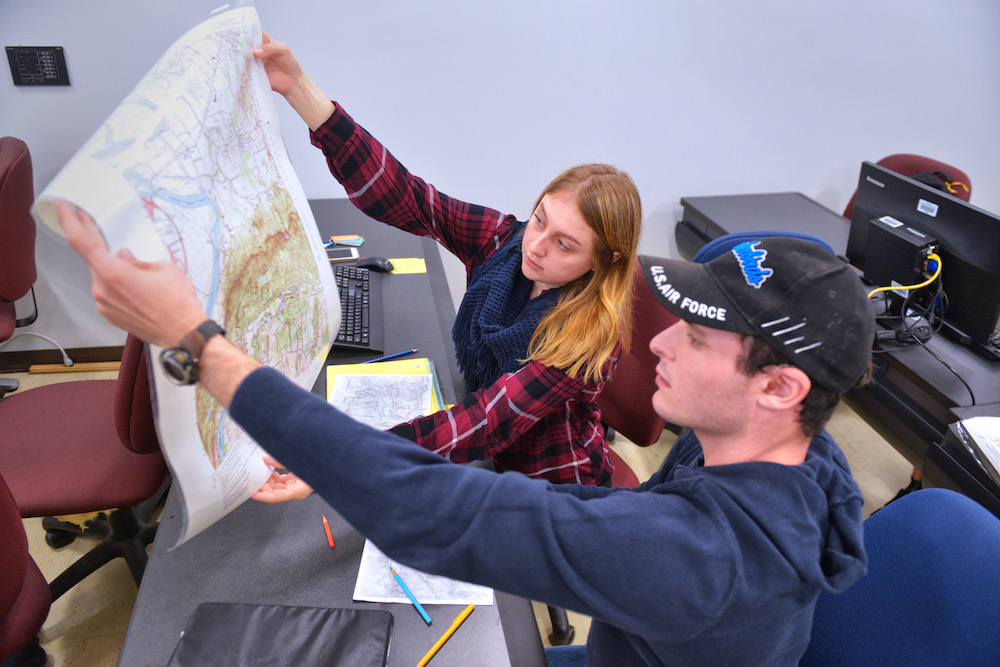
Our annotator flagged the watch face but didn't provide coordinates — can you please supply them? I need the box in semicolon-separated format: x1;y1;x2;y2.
160;347;198;385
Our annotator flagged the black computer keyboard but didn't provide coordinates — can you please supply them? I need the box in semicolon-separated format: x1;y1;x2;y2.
333;265;384;352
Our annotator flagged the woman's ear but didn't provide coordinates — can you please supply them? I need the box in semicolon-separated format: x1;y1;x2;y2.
758;365;811;411
593;248;621;272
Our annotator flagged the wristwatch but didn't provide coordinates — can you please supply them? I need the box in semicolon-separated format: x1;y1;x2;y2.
159;319;226;385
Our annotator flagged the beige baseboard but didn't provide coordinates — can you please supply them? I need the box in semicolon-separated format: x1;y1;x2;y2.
0;345;124;373
29;361;122;374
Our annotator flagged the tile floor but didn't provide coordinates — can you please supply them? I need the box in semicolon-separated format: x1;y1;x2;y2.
11;369;913;665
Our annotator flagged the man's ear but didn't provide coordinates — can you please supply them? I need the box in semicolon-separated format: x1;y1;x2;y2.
758;366;811;411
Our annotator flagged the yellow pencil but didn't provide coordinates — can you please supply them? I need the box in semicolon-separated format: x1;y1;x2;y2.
416;603;475;667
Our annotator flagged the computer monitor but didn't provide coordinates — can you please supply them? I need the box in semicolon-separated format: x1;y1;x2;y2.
845;161;1000;354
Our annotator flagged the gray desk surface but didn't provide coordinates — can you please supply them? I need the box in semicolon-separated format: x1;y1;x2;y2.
118;199;545;666
676;192;851;260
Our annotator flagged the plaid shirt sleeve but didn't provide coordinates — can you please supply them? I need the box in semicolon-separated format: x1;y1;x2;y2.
310;103;518;269
389;348;621;486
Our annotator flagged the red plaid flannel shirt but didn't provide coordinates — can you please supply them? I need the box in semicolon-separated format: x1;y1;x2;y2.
310;104;615;486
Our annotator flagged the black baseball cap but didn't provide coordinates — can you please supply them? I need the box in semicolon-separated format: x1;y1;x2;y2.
639;237;875;394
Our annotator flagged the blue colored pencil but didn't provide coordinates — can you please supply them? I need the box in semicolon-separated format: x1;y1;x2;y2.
360;348;419;364
391;567;432;625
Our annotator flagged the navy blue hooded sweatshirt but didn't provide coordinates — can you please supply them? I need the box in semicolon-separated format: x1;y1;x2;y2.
230;367;867;666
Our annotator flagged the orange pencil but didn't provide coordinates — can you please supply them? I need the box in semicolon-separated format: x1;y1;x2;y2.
322;514;335;548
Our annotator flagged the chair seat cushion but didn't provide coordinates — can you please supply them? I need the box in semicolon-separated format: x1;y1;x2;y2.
0;380;167;516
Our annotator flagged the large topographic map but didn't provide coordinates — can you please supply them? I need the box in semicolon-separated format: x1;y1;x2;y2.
34;4;339;546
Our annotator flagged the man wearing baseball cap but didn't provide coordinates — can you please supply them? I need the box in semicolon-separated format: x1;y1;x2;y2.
60;200;873;666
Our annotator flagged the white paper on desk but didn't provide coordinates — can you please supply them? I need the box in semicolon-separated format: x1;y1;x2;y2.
354;540;494;606
32;3;340;547
958;417;1000;485
330;374;432;430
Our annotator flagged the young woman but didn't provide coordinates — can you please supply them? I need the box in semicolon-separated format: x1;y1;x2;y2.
253;35;641;501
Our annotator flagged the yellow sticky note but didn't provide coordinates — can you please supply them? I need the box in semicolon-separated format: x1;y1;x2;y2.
388;257;427;274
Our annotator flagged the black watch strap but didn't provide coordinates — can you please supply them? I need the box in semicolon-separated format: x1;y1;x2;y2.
159;319;226;385
178;319;226;361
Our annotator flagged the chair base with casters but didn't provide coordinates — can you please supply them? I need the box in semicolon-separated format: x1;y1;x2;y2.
42;479;168;602
41;513;111;550
545;448;640;647
547;605;577;646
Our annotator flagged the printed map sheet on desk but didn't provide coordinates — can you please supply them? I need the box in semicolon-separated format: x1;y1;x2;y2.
354;540;494;606
329;374;432;430
326;360;490;605
326;358;446;414
32;3;339;547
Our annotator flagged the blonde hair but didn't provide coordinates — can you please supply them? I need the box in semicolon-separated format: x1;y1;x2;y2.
525;164;641;383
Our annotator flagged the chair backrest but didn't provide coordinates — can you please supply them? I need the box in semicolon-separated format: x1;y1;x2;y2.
843;153;972;220
596;259;678;447
0;470;50;661
115;334;159;455
691;230;836;263
0;137;38;341
802;488;1000;665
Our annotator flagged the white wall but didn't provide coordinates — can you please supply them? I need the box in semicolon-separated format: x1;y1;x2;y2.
2;0;998;350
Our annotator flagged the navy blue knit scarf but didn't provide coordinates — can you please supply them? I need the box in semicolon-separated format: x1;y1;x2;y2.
452;224;561;393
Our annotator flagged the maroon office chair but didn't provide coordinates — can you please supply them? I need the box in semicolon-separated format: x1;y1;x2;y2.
547;262;678;645
0;471;50;665
606;448;640;488
597;258;681;448
843;153;972;221
0;335;168;602
0;137;39;399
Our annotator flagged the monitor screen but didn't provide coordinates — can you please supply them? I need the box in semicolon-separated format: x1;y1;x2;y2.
845;161;1000;349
